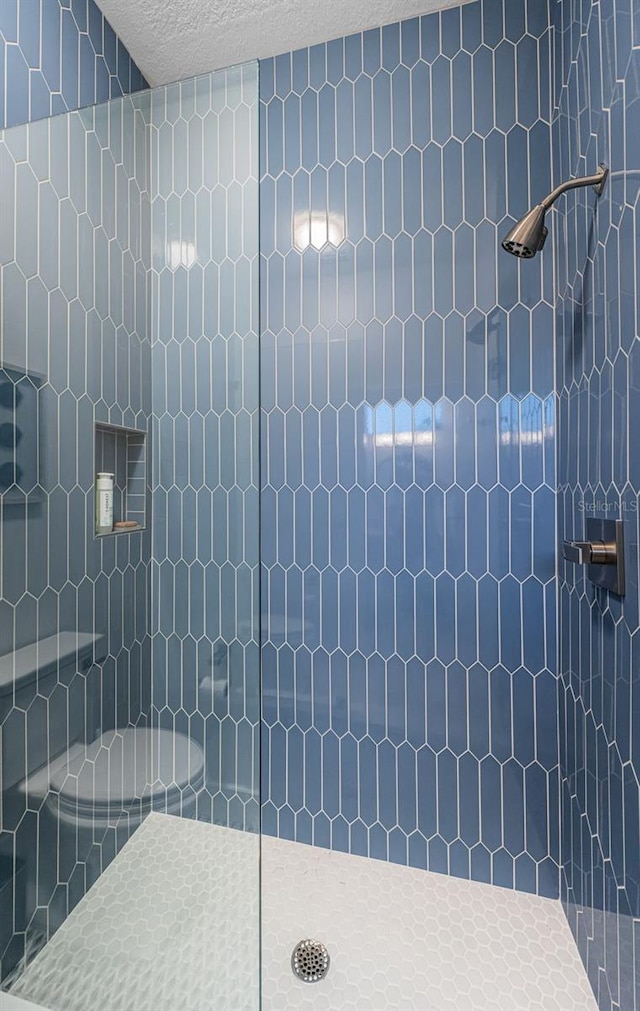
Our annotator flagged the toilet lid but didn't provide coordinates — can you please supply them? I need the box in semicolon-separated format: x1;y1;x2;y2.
51;728;205;815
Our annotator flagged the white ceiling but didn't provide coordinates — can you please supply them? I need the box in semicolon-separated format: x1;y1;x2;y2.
96;0;475;88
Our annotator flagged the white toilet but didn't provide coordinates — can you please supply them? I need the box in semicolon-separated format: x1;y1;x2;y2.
19;725;205;934
6;631;205;933
25;726;205;830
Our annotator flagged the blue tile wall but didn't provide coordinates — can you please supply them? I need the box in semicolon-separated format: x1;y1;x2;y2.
0;0;147;131
149;65;261;833
0;92;152;978
260;0;560;897
552;0;640;1007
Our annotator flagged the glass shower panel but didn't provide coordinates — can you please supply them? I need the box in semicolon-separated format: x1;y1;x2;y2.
0;92;153;988
0;62;260;1011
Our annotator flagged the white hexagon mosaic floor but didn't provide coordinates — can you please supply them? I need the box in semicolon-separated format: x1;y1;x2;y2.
261;837;598;1011
8;814;260;1011
6;814;596;1011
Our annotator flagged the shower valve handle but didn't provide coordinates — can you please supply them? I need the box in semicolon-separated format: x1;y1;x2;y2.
562;520;624;595
562;539;617;565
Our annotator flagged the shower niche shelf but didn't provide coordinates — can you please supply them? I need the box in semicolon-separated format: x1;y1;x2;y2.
94;422;147;537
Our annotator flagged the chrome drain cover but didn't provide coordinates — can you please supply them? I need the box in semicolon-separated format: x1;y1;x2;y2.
291;939;330;983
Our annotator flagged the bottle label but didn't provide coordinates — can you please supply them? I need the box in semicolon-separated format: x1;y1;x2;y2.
98;489;113;529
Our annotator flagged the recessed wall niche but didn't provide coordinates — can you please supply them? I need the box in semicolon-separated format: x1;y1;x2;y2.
94;422;147;535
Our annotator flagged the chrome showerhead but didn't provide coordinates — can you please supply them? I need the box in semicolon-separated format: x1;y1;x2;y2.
501;204;548;258
501;164;609;259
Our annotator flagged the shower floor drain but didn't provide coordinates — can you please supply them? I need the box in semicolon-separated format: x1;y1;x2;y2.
291;939;330;983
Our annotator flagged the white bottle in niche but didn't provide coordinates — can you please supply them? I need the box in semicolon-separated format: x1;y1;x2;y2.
95;472;114;534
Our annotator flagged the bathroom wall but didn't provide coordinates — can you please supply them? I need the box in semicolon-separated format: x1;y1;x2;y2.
0;0;146;131
552;0;640;1007
260;0;560;896
149;66;261;832
0;92;152;976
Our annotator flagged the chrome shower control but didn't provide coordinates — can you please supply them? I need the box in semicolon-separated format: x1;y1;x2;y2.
562;518;625;595
562;540;590;564
562;539;616;565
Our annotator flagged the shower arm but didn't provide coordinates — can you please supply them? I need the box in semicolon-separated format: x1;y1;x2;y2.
540;164;609;210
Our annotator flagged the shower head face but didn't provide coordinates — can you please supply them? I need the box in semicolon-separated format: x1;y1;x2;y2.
501;204;548;259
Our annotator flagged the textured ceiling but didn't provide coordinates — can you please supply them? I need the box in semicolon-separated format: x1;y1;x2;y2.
95;0;475;87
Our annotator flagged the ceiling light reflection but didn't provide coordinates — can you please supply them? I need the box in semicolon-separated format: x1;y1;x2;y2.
293;211;345;251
